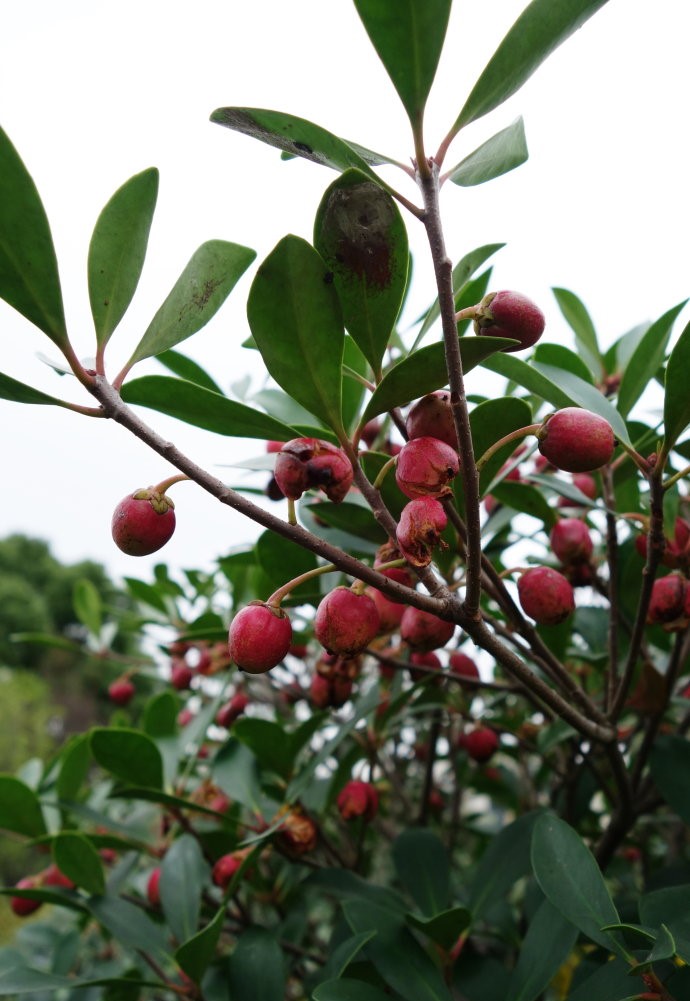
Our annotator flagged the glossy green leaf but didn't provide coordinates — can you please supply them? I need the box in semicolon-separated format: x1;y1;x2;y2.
304;867;406;914
211;107;382;182
470;396;533;496
247;235;345;434
361;335;515;424
566;957;635;1001
121;375;297;440
0;126;67;346
0;775;45;837
468;810;541;919
160;835;207;946
448;117;528;187
392;828;449;917
56;734;92;802
143;691;180;738
344;900;453;1001
226;928;286;1001
313;980;392;1001
72;578;102;636
0;371;69;407
504;897;578;1001
155;348;223;394
640;884;690;964
0;969;159;997
552;286;603;378
532;362;630;445
53;831;105;895
527;471;599;510
314;170;408;378
454;0;610;130
211;738;263;811
482;350;570;409
90;727;163;789
531;813;623;953
649;735;690;826
0;885;86;914
304;499;387;546
342;335;370;433
87;895;171;960
126;240;256;366
352;0;451;127
414;244;504;347
491;481;557;528
407;906;471;951
176;904;225;984
319;929;377;983
617;301;686;418
233;718;293;780
533;342;594;384
255;529;318;601
88;167;159;346
663;318;690;453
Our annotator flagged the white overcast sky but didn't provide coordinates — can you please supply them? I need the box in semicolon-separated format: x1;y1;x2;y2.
1;0;689;585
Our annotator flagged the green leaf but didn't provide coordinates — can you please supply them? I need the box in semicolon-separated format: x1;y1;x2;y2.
226;928;286;1001
156;348;224;394
53;831;105;895
0;370;69;407
87;894;171;960
532;362;631;445
255;530;318;602
90;727;163;789
247;235;345;434
160;835;208;945
392;828;449;917
504;897;578;1001
649;735;690;826
533;342;594;385
413;244;504;348
320;930;378;982
448;117;528;187
551;286;603;378
56;734;92;802
303;499;387;546
313;980;392;1001
304;867;406;914
468;810;541;919
126;240;256;366
454;0;610;130
663;318;690;453
530;813;623;954
72;577;102;636
176;904;225;984
470;396;534;497
211;739;263;812
0;126;67;346
143;691;180;738
314;170;408;378
233;718;293;780
482;351;572;409
344;900;453;1001
342;335;370;433
0;774;46;836
361;335;515;424
121;375;297;440
88;167;159;347
566;957;635;1001
352;0;452;127
490;481;557;528
211;107;382;182
640;884;690;964
407;906;471;951
617;301;687;418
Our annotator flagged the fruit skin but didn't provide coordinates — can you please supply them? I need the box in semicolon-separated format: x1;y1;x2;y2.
647;574;687;625
537;408;615;473
636;516;690;570
212;852;244;890
550;518;594;565
337;780;379;821
396;436;460;500
461;726;499;763
314;586;380;656
10;877;42;917
409;650;442;682
406;391;458;450
396;496;448;568
400;606;455;651
146;867;162;907
111;487;176;556
274;438;353;503
310;671;353;709
215;692;250;727
366;586;406;633
449;651;480;681
42;864;75;889
108;678;136;706
472;290;545;352
517;566;575;625
170;660;194;690
228;601;292;674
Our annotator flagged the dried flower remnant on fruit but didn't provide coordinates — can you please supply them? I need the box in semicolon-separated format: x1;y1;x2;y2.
517;566;575;625
647;574;687;625
276;808;318;857
397;496;448;568
537;408;615;473
314;586;380;655
472;290;545;352
274;437;353;503
337;779;379;821
395;436;460;500
228;601;292;673
111;487;176;556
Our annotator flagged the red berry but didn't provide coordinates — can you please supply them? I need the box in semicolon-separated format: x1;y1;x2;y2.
170;661;194;690
10;877;42;917
517;566;575;625
337;780;379;821
266;440;284;453
310;671;352;709
409;650;442;682
361;419;382;447
212;852;243;890
395;437;459;500
449;652;480;681
396;496;448;568
108;678;136;706
147;867;161;907
274;438;353;503
111;487;176;556
462;726;499;763
314;586;380;656
550;518;594;565
228;602;292;674
406;391;458;450
215;692;250;728
537;408;615;473
400;606;455;651
472;290;545;352
42;864;75;889
366;586;406;633
647;574;687;625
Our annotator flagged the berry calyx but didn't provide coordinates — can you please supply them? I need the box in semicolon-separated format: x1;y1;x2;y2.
228;601;292;674
406;391;458;450
396;496;448;568
314;586;380;656
395;436;460;500
111;487;176;556
472;290;545;352
337;779;379;821
537;408;616;473
273;438;353;503
517;566;575;625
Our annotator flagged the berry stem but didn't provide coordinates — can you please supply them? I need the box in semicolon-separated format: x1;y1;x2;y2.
662;462;690;491
454;305;477;323
153;473;190;495
371;456;396;491
475;425;541;473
